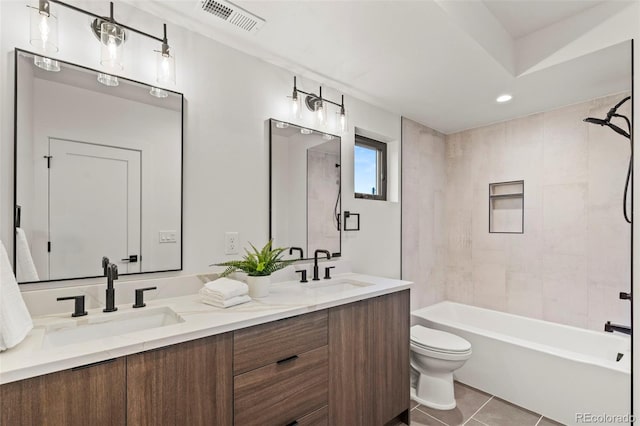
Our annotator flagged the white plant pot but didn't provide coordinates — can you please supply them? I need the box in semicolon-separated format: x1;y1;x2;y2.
247;275;271;298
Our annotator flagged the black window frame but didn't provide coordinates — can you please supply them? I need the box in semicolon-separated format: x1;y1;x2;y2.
354;134;387;201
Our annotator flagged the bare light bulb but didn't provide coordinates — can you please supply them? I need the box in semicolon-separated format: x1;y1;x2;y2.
316;101;326;126
29;1;58;53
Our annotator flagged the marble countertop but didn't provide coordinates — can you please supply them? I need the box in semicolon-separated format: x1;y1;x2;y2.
0;273;411;385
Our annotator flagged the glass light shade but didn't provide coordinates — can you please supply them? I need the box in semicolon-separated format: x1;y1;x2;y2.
97;73;119;87
100;22;125;71
33;56;60;72
156;49;176;86
315;100;326;127
300;128;313;135
29;4;58;53
150;87;169;98
289;93;301;119
336;109;348;134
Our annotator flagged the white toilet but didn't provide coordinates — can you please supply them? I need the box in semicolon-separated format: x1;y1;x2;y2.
410;325;472;410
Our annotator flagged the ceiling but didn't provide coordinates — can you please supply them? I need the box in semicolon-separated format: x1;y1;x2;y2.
482;0;605;39
129;0;635;134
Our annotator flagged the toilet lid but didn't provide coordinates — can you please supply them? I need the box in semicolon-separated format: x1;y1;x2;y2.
410;325;471;353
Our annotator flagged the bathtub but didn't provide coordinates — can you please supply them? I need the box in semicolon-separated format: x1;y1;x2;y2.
411;301;631;426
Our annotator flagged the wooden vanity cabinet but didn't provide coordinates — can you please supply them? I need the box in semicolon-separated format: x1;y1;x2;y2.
126;333;233;426
329;290;410;426
0;357;126;426
0;289;408;426
232;310;329;426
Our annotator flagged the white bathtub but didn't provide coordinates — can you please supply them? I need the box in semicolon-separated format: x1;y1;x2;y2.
411;301;631;426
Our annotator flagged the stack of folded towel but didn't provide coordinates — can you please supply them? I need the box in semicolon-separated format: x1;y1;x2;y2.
199;278;251;308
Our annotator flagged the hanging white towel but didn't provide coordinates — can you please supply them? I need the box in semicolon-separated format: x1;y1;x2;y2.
201;278;249;300
15;228;39;282
0;240;33;351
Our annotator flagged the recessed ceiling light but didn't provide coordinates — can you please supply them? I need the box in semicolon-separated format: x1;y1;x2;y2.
496;94;512;103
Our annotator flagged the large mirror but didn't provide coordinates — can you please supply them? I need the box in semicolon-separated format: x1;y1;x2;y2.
14;50;183;283
270;119;341;259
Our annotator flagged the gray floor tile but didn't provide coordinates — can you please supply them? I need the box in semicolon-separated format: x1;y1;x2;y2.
411;408;448;426
466;420;487;426
419;382;492;426
473;397;541;426
411;399;419;409
537;417;564;426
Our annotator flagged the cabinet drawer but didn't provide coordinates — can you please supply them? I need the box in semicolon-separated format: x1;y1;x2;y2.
294;406;328;426
234;346;328;426
233;310;327;374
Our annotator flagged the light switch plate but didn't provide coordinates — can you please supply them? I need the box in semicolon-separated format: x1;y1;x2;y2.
159;231;177;243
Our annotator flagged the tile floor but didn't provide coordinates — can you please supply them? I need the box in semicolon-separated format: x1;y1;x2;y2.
408;382;564;426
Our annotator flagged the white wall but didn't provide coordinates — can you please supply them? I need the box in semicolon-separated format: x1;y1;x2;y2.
0;0;402;287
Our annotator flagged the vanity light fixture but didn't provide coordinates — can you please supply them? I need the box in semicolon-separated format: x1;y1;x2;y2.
29;0;59;55
287;76;348;134
28;1;177;90
155;24;176;86
289;76;301;119
496;94;512;103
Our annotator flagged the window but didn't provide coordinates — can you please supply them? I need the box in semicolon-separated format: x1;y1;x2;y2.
354;134;387;200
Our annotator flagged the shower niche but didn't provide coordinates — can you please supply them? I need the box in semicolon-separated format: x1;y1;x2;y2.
489;180;524;234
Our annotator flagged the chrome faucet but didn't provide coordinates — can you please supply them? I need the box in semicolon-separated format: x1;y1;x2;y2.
313;249;331;281
103;262;119;313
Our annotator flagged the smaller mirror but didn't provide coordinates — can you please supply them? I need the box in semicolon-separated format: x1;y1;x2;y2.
270;119;341;259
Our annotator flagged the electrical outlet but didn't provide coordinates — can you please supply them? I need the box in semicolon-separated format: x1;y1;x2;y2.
225;232;239;255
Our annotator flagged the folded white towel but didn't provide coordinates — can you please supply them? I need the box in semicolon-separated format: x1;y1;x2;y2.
201;278;248;300
15;228;39;282
201;295;251;308
0;240;33;351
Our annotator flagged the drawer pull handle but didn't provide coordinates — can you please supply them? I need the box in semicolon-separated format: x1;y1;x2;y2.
286;422;299;426
277;355;299;365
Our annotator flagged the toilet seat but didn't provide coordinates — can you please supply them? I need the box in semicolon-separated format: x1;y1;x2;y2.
410;325;472;358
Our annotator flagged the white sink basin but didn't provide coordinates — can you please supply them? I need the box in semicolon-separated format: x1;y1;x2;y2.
302;279;373;294
42;306;184;349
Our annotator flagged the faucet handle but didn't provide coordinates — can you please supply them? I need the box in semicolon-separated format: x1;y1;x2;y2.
57;295;88;317
102;256;110;276
108;264;119;280
133;287;157;308
295;269;308;283
324;266;336;280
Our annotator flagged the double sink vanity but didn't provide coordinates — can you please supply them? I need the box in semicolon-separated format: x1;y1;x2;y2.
0;271;411;426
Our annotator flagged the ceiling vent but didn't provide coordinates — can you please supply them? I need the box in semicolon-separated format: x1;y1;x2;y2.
198;0;265;34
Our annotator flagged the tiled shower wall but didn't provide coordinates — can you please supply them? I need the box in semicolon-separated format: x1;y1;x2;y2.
402;118;447;311
403;93;631;331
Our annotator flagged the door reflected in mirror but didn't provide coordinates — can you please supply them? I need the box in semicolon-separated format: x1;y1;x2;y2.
14;50;183;283
270;120;341;259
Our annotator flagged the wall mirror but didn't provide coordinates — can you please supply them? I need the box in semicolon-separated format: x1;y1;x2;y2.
270;119;341;259
14;49;183;283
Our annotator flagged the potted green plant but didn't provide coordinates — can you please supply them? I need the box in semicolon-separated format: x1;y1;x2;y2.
214;240;294;298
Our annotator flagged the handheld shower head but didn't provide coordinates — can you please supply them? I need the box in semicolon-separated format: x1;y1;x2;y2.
583;117;608;126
